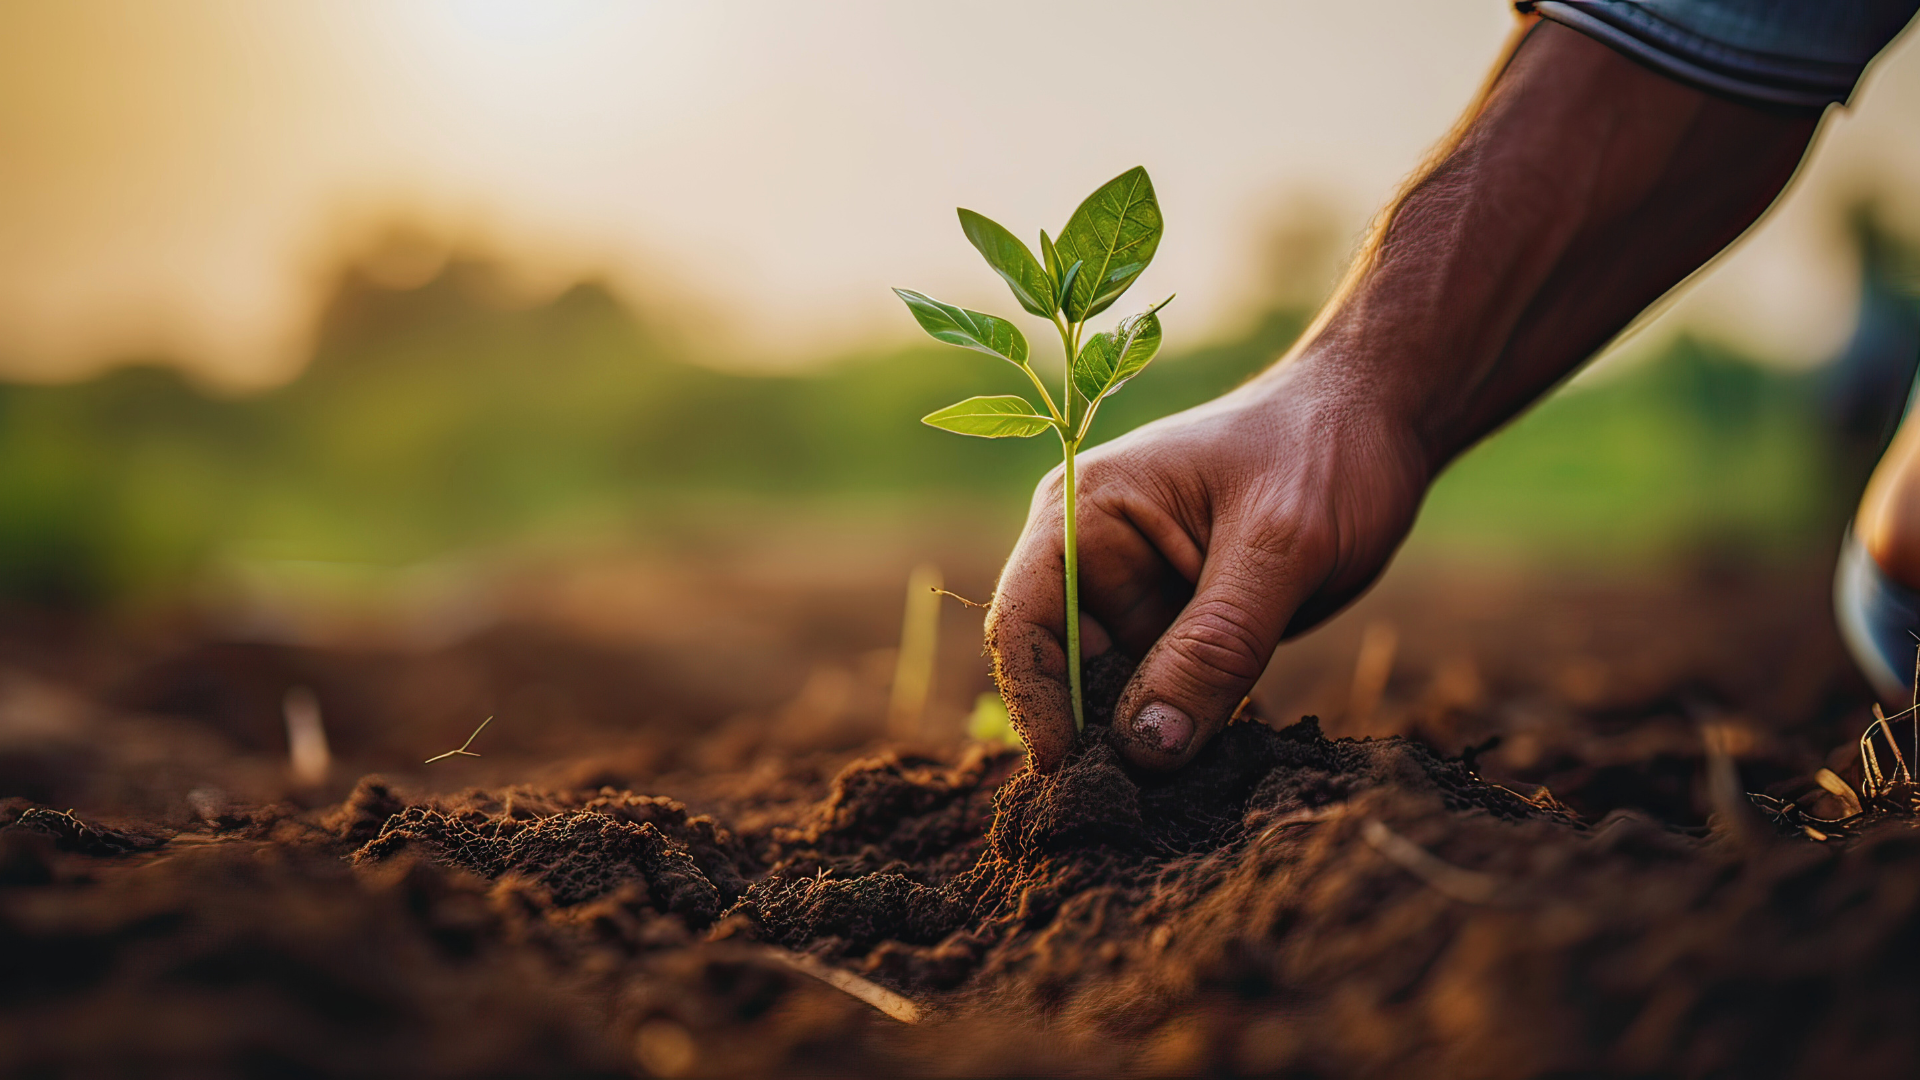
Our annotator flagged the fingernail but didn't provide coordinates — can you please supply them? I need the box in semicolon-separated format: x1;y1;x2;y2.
1133;702;1193;755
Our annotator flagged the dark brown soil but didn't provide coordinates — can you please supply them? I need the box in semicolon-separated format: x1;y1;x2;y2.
3;559;1919;1077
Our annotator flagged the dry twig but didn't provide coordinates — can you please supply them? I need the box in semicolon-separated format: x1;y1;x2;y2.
424;716;493;765
1362;819;1503;905
1748;653;1920;837
930;587;989;610
765;948;925;1024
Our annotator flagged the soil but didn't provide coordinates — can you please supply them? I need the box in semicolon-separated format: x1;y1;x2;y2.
2;555;1918;1078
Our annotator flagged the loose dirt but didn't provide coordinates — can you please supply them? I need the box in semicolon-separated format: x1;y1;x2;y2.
3;559;1918;1077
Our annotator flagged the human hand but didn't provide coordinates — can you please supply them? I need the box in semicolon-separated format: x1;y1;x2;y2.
984;18;1825;774
986;355;1429;771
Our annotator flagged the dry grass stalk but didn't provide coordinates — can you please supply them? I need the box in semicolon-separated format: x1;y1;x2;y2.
284;686;331;787
1361;819;1502;905
1701;719;1772;851
887;564;942;739
424;715;492;765
765;948;925;1024
1813;768;1863;817
1749;657;1920;837
1347;620;1398;728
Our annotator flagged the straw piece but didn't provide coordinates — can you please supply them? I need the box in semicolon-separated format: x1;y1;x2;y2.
765;948;925;1024
1362;819;1501;905
1813;768;1863;817
284;687;331;787
425;715;492;765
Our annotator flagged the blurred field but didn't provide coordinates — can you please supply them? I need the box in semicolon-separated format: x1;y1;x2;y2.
0;204;1912;840
0;223;1895;617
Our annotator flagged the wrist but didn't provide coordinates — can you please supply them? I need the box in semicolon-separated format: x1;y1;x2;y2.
1239;315;1446;471
1238;335;1440;495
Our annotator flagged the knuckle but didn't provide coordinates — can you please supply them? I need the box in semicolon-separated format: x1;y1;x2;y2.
1078;453;1125;490
1244;513;1316;569
1028;467;1067;517
1167;595;1271;685
1232;489;1330;566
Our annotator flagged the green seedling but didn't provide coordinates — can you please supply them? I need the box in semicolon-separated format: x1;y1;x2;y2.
895;166;1170;731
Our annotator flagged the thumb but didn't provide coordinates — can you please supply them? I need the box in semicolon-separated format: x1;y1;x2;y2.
1111;530;1309;769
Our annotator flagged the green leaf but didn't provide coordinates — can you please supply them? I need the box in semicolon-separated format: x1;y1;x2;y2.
1040;229;1061;283
922;395;1056;438
958;209;1055;318
1055;166;1162;322
892;288;1028;366
1057;261;1083;312
1071;302;1166;403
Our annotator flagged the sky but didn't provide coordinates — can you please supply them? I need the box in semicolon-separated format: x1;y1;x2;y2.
2;1;1918;388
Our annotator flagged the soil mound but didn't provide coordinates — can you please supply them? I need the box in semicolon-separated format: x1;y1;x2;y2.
11;567;1920;1078
329;681;1920;1078
721;709;1578;997
346;656;1578;1010
361;808;725;918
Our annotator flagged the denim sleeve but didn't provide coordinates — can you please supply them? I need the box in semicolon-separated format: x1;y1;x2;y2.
1518;1;1920;109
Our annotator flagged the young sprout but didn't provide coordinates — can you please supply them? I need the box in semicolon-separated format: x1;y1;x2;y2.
894;166;1169;731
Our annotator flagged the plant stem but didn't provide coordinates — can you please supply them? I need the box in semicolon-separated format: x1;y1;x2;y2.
1062;430;1084;732
1053;312;1086;732
1018;362;1064;422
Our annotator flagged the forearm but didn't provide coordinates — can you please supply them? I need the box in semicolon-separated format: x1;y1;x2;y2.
1279;20;1819;470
